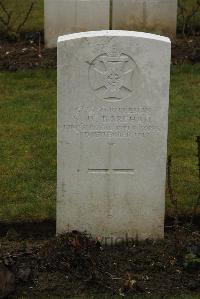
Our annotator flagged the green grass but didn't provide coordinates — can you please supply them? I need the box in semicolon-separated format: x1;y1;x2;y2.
168;64;200;214
0;64;200;222
0;70;56;221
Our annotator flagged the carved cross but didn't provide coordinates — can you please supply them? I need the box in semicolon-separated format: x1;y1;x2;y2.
88;143;135;175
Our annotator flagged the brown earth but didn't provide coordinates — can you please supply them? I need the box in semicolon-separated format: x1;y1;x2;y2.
0;221;199;299
0;35;200;71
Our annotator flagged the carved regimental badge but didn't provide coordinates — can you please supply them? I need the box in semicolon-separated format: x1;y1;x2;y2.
89;47;137;101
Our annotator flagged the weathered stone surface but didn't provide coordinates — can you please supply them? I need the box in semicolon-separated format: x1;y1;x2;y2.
57;31;171;241
44;0;110;48
112;0;177;37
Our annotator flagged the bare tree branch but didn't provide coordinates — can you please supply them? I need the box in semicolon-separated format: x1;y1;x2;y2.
0;0;10;16
16;2;35;33
0;14;7;27
178;0;200;36
0;0;35;37
0;0;13;33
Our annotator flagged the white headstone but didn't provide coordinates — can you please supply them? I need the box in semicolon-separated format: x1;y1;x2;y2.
57;30;171;242
112;0;177;37
44;0;110;48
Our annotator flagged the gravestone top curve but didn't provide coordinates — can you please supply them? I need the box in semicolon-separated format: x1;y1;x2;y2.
58;30;170;43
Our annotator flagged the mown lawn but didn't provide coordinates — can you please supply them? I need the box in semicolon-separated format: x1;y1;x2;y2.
168;64;200;213
0;64;200;222
0;70;56;221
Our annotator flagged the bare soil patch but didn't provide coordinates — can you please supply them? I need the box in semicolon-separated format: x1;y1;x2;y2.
0;222;199;298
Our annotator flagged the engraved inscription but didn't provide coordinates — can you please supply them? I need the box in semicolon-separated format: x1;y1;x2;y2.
89;47;137;101
63;105;161;138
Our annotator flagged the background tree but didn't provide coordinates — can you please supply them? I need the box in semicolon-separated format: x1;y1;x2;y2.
0;0;35;39
178;0;200;36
